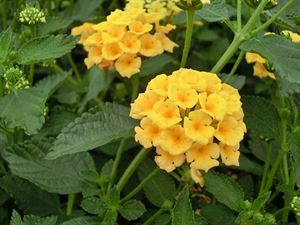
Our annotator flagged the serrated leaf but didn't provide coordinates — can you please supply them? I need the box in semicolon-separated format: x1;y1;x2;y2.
17;35;77;64
172;187;195;225
240;35;300;95
252;192;271;211
120;200;146;221
38;17;73;35
0;175;61;216
101;210;118;225
195;0;229;22
23;215;57;225
72;0;104;21
81;197;106;216
201;205;236;225
140;54;176;77
0;28;13;63
60;217;99;225
10;210;22;225
2;139;96;194
203;171;244;212
0;74;67;135
242;96;280;139
47;103;137;159
138;159;175;207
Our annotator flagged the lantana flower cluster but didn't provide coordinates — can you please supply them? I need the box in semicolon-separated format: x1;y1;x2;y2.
130;69;246;185
71;2;178;78
246;30;300;80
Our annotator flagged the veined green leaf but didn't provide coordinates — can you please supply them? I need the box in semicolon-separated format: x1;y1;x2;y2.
47;103;137;159
17;35;77;64
9;210;22;225
23;215;57;225
119;200;146;221
60;217;99;225
195;0;230;22
0;28;13;63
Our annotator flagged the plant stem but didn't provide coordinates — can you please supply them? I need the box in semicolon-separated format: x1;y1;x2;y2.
225;50;245;82
251;0;295;36
130;74;140;102
259;142;271;194
274;207;291;217
107;139;127;192
237;0;242;31
67;53;81;81
180;9;195;68
121;167;159;203
51;63;78;90
66;194;76;216
141;208;166;225
117;148;150;192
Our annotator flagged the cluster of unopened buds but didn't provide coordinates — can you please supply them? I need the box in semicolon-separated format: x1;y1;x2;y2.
19;5;46;25
130;68;246;185
71;0;179;78
291;196;300;217
3;67;30;93
246;30;300;80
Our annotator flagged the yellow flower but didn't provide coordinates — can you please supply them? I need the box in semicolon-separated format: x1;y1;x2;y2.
184;110;214;144
253;62;276;79
115;54;141;78
130;90;162;119
190;167;205;187
83;32;102;47
158;125;193;155
119;32;141;54
200;72;222;93
146;1;167;21
155;32;178;53
177;69;207;92
199;92;227;121
186;143;220;172
71;22;95;44
146;74;169;97
155;24;176;34
149;99;182;128
219;143;240;166
282;30;300;43
154;146;185;172
84;46;102;69
218;84;242;115
135;117;161;148
129;21;153;35
107;9;133;25
140;33;164;57
245;52;267;64
102;25;126;44
102;43;123;60
168;83;198;109
214;116;246;146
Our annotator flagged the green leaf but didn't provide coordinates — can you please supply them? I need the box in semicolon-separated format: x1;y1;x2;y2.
242;96;280;139
203;171;244;211
60;217;99;225
81;197;106;216
10;210;22;225
0;175;61;216
23;215;57;225
3;139;96;194
101;210;118;225
172;187;195;225
47;103;137;159
288;130;300;187
79;67;114;111
72;0;104;21
219;74;245;90
0;73;67;134
138;159;176;207
38;17;73;35
140;54;176;77
153;214;171;225
195;0;230;22
17;35;77;64
201;205;236;225
0;28;13;63
252;192;271;211
240;35;300;95
120;200;146;221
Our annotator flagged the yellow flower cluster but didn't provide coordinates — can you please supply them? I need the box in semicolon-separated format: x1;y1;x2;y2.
71;4;178;78
130;69;246;185
246;30;300;80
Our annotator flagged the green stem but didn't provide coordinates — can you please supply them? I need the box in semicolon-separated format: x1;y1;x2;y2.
274;207;291;217
180;9;195;68
51;63;78;90
225;50;245;82
107;139;127;192
121;168;159;203
259;142;271;194
237;0;242;31
116;148;150;192
29;64;35;85
130;74;140;102
67;53;81;81
66;194;76;216
141;208;166;225
1;0;7;28
250;0;296;36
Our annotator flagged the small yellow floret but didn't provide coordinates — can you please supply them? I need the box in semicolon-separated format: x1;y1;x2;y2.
146;74;169;97
168;83;198;109
282;30;300;43
190;167;205;186
139;34;164;57
135;117;161;148
102;25;126;44
199;92;227;121
154;146;185;172
129;21;153;35
102;43;123;60
115;54;141;78
119;32;141;54
219;143;240;166
253;62;276;80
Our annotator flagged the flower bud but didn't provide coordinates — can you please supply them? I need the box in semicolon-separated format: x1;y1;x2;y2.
253;212;264;223
291;196;300;217
19;4;46;25
3;67;30;93
176;0;210;10
244;0;278;10
241;200;252;210
264;213;276;225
